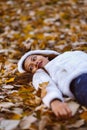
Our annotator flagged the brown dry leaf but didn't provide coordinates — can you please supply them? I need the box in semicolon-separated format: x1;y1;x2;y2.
38;116;51;130
67;119;85;129
19;114;37;129
39;82;49;98
52;124;61;130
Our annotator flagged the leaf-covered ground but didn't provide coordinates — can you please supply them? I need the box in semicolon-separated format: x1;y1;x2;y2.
0;0;87;130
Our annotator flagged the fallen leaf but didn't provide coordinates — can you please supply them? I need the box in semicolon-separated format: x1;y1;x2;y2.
19;114;37;129
41;88;47;98
80;111;87;121
39;82;49;98
0;102;14;108
2;85;14;89
39;116;51;130
5;77;15;83
39;82;49;89
67;119;85;128
11;113;22;120
67;100;80;116
0;119;20;130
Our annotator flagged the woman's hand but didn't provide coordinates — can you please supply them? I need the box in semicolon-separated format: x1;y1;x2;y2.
50;99;72;120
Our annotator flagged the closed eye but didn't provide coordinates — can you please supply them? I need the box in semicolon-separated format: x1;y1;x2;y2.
29;65;33;72
31;55;37;62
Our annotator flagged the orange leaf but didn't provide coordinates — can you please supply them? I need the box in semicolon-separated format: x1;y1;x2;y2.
80;111;87;121
11;113;22;120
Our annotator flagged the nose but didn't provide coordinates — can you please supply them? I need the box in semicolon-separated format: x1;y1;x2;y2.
32;60;39;68
32;61;38;67
36;61;39;66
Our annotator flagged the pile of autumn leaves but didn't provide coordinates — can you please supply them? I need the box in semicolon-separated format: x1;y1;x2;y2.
0;0;87;130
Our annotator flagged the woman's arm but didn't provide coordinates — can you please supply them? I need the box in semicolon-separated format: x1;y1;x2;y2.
33;70;64;107
33;70;72;119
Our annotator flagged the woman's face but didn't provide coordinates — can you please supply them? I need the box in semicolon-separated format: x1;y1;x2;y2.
24;55;49;73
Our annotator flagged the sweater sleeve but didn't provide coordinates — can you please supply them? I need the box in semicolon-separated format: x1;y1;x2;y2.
32;69;64;108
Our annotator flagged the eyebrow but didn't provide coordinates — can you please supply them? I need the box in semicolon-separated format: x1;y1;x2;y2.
30;56;32;61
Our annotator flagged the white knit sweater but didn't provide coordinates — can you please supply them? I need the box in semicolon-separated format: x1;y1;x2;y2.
32;51;87;107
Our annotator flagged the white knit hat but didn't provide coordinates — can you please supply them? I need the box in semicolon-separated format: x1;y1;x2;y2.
18;50;59;73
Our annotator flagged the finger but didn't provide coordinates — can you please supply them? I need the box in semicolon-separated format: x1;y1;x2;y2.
53;110;62;119
65;107;72;117
62;103;72;117
55;111;61;119
59;109;69;119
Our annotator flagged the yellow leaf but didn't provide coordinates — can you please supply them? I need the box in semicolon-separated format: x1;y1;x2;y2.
59;12;70;19
20;16;27;21
39;42;46;49
0;79;2;84
24;24;33;33
5;77;15;83
1;69;4;74
13;33;20;39
39;82;49;89
41;88;47;98
36;33;44;40
39;82;49;98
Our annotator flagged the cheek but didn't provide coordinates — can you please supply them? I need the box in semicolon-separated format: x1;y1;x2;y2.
24;64;29;72
44;58;48;64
